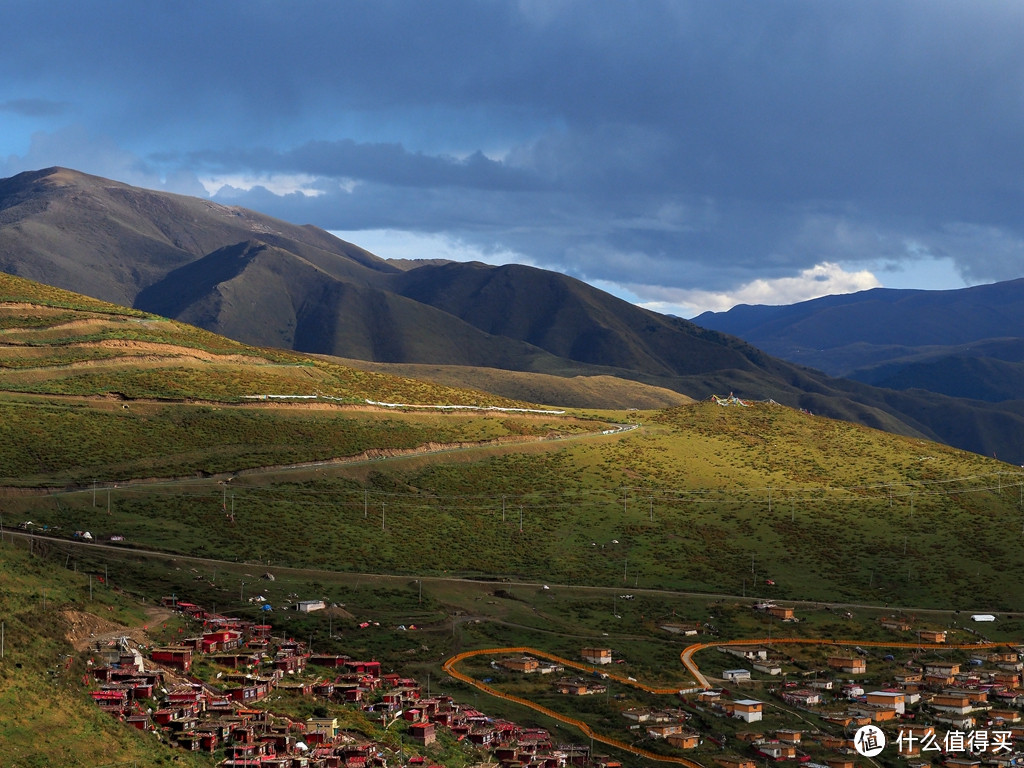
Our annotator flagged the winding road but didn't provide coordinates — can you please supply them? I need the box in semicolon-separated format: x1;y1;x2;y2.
443;637;996;766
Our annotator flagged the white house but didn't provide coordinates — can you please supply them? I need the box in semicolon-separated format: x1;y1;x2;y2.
723;669;752;682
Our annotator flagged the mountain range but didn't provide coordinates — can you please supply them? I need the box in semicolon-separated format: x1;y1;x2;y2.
694;282;1024;403
2;166;1024;463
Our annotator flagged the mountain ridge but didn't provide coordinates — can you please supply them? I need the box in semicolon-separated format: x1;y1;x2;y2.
3;166;1024;462
694;280;1024;406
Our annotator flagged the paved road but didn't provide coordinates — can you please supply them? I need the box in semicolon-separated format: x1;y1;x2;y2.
5;527;1016;622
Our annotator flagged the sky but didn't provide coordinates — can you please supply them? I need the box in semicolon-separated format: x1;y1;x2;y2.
2;1;1022;317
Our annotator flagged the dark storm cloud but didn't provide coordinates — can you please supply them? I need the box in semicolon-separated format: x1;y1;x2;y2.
194;140;543;192
4;1;1024;307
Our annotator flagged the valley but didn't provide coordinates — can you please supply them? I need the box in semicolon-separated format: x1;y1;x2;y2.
2;186;1024;767
4;527;1021;768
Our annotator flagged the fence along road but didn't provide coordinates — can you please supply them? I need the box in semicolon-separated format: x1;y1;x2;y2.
444;637;996;767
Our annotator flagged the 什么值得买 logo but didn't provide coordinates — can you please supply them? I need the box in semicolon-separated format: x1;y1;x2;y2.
854;725;886;757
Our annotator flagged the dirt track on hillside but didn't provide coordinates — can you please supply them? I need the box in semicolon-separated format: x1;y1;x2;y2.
63;605;176;652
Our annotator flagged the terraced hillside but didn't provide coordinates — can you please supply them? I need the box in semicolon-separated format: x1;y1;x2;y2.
0;273;623;486
0;271;536;406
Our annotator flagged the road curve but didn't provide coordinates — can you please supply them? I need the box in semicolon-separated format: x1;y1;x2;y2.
442;646;704;767
443;637;996;767
679;636;996;690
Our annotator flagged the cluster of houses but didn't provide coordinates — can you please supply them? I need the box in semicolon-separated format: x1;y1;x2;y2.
84;591;1024;768
621;707;697;747
85;597;628;767
692;615;1024;768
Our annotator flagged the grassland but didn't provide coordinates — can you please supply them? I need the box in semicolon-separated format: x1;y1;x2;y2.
1;271;1022;609
0;270;551;407
332;357;696;410
0;395;603;484
0;538;217;768
6;396;1023;612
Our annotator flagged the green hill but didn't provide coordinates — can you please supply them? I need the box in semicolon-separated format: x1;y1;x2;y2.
1;270;1023;613
0;538;215;768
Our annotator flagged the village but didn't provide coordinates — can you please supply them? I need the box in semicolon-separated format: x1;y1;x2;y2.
85;594;631;768
81;592;1024;768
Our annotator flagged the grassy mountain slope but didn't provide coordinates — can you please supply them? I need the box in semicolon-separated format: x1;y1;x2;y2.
332;357;695;409
0;272;1021;611
0;270;547;407
0;539;216;768
0;272;624;484
7;396;1024;611
5;167;1024;462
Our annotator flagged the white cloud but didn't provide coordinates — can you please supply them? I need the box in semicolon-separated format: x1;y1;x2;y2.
633;262;882;318
201;173;343;198
329;228;532;266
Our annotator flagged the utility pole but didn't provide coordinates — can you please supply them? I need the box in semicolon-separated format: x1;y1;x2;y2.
382;503;385;532
364;489;368;519
93;479;97;507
